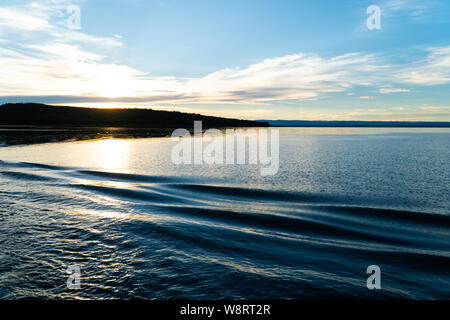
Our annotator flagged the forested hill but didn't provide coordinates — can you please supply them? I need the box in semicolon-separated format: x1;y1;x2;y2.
0;103;269;128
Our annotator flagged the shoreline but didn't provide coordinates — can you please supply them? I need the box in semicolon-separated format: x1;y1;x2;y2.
1;126;449;147
0;127;179;147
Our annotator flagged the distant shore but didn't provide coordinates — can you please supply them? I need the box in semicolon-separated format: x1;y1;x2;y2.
1;103;449;146
0;103;269;146
264;120;450;127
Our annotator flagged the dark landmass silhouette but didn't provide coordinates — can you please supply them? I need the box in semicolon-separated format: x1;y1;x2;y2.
0;103;268;146
0;103;268;128
263;120;450;127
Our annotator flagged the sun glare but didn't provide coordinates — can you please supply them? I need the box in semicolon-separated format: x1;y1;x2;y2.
95;139;130;170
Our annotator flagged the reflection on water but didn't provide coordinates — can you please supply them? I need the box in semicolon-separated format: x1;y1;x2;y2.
95;139;130;170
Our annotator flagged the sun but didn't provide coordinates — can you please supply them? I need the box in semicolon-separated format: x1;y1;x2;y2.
92;74;136;98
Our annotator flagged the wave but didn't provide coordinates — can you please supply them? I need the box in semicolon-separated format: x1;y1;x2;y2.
0;160;449;299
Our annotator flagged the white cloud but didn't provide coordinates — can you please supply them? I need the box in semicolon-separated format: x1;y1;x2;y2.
379;88;411;94
0;6;52;31
0;41;386;103
394;47;450;85
0;0;122;47
2;41;450;105
421;105;450;113
360;96;374;99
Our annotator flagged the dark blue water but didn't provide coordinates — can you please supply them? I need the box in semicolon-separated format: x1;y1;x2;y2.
0;128;449;299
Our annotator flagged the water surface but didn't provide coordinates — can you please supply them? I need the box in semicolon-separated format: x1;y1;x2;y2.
0;128;449;299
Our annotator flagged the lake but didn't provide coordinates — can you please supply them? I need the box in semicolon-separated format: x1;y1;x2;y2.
0;128;449;299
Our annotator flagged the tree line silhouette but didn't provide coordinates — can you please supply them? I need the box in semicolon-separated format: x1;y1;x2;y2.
0;103;269;128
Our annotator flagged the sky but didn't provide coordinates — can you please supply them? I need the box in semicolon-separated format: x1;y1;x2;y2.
0;0;450;120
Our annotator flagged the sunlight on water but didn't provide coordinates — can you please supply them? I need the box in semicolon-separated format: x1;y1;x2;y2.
94;139;130;171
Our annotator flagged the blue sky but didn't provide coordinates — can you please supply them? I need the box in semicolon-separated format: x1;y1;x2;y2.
1;0;450;120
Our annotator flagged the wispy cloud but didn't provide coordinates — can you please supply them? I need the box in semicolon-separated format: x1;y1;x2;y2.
2;41;450;105
308;106;450;121
0;0;122;45
379;88;411;94
0;6;52;31
395;47;450;85
382;0;431;19
421;105;450;113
